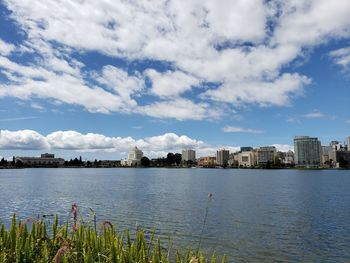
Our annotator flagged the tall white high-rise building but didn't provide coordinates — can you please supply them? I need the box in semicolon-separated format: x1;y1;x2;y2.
347;136;350;151
294;136;321;167
182;149;196;162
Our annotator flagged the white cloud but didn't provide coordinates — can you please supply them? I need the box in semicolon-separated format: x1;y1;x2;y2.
301;110;325;119
31;102;44;110
1;129;298;157
329;46;350;70
222;126;263;134
146;69;200;98
137;99;221;121
96;65;144;106
0;129;206;156
272;144;294;152
203;73;310;106
0;129;49;149
0;116;40;122
0;39;15;56
345;119;350;124
0;0;350;118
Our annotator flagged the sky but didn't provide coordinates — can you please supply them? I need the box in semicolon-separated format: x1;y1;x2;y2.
0;0;349;160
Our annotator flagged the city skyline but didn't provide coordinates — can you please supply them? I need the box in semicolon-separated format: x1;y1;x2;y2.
0;1;350;159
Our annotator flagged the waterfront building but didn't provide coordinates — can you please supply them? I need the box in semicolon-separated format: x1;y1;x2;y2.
321;146;333;165
122;146;143;166
238;151;256;167
335;150;350;168
347;136;350;151
15;153;65;166
282;150;295;165
216;149;230;166
294;136;321;167
240;146;253;152
182;149;196;162
257;146;276;165
197;156;216;167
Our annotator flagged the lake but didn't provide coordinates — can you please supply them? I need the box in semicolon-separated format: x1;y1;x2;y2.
0;168;349;262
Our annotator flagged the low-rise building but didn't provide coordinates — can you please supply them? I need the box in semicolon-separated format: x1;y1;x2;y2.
197;156;216;167
238;151;256;167
15;153;65;166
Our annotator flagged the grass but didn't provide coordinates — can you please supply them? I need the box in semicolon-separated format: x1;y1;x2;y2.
0;213;225;263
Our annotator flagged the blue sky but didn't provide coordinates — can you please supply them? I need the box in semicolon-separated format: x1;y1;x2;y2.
0;0;349;160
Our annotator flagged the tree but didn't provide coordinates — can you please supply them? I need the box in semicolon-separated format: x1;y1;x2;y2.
166;153;175;166
174;153;182;165
141;156;150;167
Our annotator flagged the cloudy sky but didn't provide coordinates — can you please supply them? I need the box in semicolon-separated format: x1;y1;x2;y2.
0;0;349;160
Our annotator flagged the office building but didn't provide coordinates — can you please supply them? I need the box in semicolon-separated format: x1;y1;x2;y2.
257;146;276;165
347;136;350;151
216;149;230;166
294;136;321;167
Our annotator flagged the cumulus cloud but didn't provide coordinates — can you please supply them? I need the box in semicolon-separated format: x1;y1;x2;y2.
0;130;206;156
0;0;349;119
146;69;200;98
0;129;241;157
0;129;298;157
96;65;144;106
272;144;294;152
0;129;49;149
222;126;263;134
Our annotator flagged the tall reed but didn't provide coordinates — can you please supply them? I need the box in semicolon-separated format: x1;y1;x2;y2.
0;214;225;262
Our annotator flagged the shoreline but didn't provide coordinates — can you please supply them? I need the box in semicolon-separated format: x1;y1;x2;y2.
0;166;348;170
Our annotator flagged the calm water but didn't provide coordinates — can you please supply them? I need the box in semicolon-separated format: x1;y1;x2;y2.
0;168;350;262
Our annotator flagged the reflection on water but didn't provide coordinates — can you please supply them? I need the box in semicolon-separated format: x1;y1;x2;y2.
0;168;350;262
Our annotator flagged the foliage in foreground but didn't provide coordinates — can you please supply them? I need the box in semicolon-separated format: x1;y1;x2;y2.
0;215;225;263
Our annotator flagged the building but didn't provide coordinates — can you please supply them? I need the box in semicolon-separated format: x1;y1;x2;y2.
294;136;321;167
182;149;196;163
335;150;350;168
240;146;253;152
282;150;295;165
237;151;256;167
197;156;216;167
122;146;143;166
321;146;333;165
347;136;350;151
15;153;65;166
257;146;276;165
216;149;229;166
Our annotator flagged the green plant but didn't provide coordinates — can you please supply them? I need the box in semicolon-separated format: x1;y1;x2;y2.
0;213;225;263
